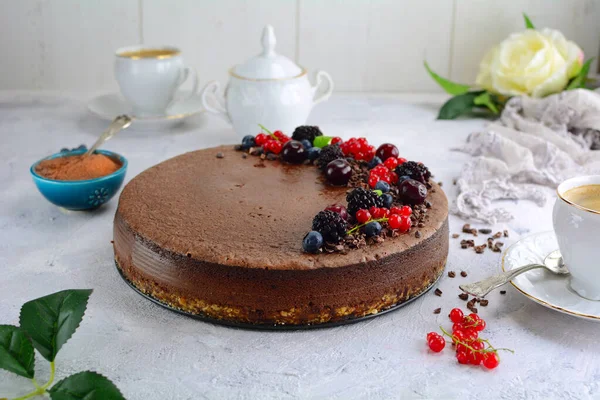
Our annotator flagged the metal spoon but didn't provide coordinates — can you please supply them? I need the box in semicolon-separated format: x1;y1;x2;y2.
85;115;132;156
459;250;569;298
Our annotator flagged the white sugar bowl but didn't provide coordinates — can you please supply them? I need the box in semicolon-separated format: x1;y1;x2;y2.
200;25;334;137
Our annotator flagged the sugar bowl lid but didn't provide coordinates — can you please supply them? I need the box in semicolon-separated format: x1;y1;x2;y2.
232;25;303;80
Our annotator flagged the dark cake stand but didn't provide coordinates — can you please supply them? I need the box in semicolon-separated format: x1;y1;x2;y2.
116;261;443;331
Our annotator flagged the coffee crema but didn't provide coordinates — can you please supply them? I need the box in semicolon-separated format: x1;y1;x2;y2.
117;49;180;59
562;184;600;212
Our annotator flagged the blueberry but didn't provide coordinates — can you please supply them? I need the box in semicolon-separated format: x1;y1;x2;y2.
381;193;393;209
374;181;390;193
241;135;256;150
303;231;324;253
300;139;313;149
368;156;383;169
364;221;382;238
307;147;321;161
398;175;411;183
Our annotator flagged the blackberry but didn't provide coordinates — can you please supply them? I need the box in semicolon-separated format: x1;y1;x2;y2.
292;125;323;143
346;188;384;216
395;161;432;184
312;210;347;244
316;144;344;171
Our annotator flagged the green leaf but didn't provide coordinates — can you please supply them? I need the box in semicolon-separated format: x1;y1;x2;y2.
473;91;499;114
49;371;125;400
437;91;484;120
424;61;470;95
567;58;594;90
19;289;92;362
313;136;332;148
523;13;535;29
0;325;35;378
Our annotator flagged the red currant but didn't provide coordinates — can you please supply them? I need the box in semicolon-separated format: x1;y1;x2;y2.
468;350;482;365
331;137;343;145
368;175;379;188
266;140;283;154
474;319;486;332
390;207;402;215
384;157;399;170
372;165;388;176
456;350;469;364
379;174;391;184
356;209;371;224
357;137;368;147
388;214;402;230
389;171;399;184
449;308;464;323
452;322;464;333
394;215;410;233
483;352;500;369
463;328;478;342
453;330;466;344
428;335;445;353
471;340;484;351
397;157;407;165
273;130;285;139
371;208;386;219
255;133;269;146
426;332;438;342
468;313;480;322
400;206;412;216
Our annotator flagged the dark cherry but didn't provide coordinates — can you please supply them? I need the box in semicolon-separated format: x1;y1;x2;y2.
280;140;307;164
325;159;352;186
325;204;349;221
399;178;427;204
375;143;399;161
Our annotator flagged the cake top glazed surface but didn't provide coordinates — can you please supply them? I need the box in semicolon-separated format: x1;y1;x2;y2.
117;145;448;270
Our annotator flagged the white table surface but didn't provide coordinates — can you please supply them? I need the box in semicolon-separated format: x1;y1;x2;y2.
1;91;599;400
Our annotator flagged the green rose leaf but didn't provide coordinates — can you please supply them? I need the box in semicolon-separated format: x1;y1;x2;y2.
49;371;125;400
0;325;35;378
567;58;594;90
523;13;535;29
19;289;92;362
424;61;471;95
473;91;500;114
313;136;333;148
437;91;484;120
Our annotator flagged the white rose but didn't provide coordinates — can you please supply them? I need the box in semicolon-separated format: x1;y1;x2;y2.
476;28;584;98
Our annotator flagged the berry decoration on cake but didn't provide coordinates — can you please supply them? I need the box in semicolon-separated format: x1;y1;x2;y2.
292;125;323;143
347;188;384;216
316;144;345;171
312;210;347;244
395;161;431;184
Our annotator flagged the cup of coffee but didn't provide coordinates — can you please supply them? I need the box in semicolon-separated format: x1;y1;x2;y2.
553;175;600;300
114;45;198;117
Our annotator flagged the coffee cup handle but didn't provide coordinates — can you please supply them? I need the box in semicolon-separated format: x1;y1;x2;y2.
169;66;199;108
200;81;230;121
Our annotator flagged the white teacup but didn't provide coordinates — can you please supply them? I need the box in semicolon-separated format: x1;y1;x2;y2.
115;45;198;117
553;175;600;300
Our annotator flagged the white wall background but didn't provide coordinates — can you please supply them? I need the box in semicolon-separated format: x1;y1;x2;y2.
2;0;599;92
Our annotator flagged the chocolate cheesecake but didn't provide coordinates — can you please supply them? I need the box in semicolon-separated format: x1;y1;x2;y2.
113;145;448;326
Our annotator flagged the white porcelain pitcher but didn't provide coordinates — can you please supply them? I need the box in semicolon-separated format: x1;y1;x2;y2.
200;25;334;137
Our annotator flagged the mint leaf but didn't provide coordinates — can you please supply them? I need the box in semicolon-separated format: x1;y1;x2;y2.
0;325;35;378
49;371;125;400
567;58;594;90
424;61;470;95
438;91;484;120
19;289;92;362
313;136;332;148
523;13;535;29
473;91;499;114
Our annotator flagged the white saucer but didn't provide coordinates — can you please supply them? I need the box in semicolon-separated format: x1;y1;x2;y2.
502;231;600;322
87;92;204;129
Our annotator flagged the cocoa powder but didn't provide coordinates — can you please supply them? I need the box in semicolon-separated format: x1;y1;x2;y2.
36;154;121;181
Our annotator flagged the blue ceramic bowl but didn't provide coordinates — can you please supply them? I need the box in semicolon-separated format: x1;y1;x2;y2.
30;149;128;210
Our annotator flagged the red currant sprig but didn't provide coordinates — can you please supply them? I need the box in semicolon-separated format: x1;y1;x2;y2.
347;206;413;235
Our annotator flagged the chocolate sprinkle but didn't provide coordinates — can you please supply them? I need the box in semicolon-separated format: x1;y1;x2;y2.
474;244;486;254
216;152;225;159
479;228;492;234
493;231;503;239
434;288;442;297
452;233;460;239
500;290;507;295
458;293;469;301
433;308;441;314
448;271;456;278
504;230;509;237
480;299;489;307
460;271;467;277
415;231;422;238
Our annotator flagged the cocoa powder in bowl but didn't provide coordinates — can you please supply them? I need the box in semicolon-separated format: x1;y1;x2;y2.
35;153;122;181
